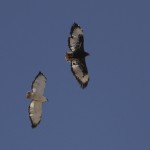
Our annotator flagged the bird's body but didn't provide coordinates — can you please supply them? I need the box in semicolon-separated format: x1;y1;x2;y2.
26;91;47;102
66;50;89;61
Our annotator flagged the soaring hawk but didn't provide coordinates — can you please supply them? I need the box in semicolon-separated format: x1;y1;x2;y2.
66;22;90;89
26;72;48;128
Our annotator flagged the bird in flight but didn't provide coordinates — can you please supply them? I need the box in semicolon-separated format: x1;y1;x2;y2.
26;71;48;128
66;22;90;89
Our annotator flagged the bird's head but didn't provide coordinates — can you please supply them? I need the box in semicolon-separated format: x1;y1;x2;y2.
26;91;33;99
65;52;73;62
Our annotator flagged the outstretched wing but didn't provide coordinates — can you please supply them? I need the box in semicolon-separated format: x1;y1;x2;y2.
28;101;42;128
68;22;84;52
71;59;89;89
31;72;46;96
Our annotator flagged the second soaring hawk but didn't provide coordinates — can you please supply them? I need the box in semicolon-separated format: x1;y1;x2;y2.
65;22;90;89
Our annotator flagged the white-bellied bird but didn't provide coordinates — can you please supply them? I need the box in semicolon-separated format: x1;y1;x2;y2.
26;72;48;128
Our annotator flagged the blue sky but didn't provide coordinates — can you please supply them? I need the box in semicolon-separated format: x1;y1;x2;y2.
0;0;150;149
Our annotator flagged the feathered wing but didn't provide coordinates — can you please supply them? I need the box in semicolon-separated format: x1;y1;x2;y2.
68;22;84;52
71;59;89;88
28;101;42;128
31;72;46;96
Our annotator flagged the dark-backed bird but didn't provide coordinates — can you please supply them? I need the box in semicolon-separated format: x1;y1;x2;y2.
26;71;48;128
65;22;90;89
